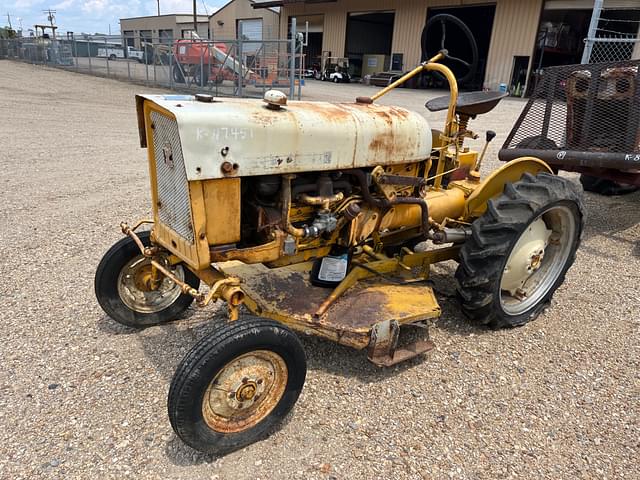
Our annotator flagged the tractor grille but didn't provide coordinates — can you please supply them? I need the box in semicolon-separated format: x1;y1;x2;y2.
502;60;640;154
150;111;194;243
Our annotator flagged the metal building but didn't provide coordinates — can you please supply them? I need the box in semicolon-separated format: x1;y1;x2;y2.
209;0;281;41
120;14;210;47
254;0;640;94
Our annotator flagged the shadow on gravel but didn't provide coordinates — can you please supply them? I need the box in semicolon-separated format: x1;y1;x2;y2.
163;436;218;466
161;405;296;466
580;190;640;247
96;314;139;335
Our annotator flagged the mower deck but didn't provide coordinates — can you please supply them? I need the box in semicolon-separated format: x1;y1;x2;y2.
220;261;440;364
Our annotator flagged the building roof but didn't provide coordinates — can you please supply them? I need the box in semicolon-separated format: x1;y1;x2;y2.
251;0;333;8
120;13;209;21
212;0;281;15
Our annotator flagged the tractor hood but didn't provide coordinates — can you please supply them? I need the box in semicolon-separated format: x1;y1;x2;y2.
136;93;432;181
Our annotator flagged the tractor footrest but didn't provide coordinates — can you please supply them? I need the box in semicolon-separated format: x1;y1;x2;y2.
368;338;435;367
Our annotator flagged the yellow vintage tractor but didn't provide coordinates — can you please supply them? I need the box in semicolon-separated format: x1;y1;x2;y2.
95;15;584;455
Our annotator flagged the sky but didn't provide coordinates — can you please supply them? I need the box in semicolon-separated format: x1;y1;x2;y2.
2;0;221;35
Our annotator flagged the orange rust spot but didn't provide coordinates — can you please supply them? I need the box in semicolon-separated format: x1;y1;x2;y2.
369;133;396;156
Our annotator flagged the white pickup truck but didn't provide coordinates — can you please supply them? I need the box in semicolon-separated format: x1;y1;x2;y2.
97;45;145;62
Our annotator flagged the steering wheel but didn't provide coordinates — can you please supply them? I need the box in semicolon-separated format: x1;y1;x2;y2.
421;13;479;86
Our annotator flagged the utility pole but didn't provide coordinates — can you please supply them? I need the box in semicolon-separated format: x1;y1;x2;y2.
157;0;160;16
193;0;197;34
581;0;603;64
6;13;12;29
43;8;57;39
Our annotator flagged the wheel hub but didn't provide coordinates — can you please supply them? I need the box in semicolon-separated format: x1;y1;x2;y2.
202;350;288;434
236;381;258;402
501;218;551;296
117;256;184;313
499;205;577;317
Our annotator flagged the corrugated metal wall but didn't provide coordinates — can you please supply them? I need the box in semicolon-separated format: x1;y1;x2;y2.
484;0;543;90
282;0;545;90
211;0;280;40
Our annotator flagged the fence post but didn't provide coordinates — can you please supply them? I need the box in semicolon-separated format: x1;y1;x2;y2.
105;37;110;76
152;37;156;85
144;34;149;84
126;43;131;81
238;22;244;98
88;38;92;73
169;41;174;90
290;17;296;99
200;39;204;89
581;0;603;64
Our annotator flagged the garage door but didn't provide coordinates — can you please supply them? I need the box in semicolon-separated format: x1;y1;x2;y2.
240;19;263;41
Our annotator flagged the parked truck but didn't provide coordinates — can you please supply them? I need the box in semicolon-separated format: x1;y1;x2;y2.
97;45;145;62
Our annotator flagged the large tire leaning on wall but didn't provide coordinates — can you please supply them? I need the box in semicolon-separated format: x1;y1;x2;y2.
455;173;585;329
168;318;306;455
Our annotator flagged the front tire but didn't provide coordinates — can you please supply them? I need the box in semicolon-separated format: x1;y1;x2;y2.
168;318;306;455
456;173;584;328
95;231;200;328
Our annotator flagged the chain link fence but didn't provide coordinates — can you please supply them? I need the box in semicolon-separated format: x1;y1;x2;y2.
585;35;640;64
0;32;306;99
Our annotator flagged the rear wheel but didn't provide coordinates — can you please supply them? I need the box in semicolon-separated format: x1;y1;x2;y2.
108;54;116;60
168;318;306;455
194;66;209;87
456;173;584;328
95;231;200;328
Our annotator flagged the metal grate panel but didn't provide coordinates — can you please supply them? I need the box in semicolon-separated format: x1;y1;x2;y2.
502;60;640;155
150;110;194;243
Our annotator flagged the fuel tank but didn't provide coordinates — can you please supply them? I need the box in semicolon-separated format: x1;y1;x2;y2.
136;94;432;181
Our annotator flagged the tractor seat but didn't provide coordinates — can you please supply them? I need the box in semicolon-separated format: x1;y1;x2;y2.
425;91;508;117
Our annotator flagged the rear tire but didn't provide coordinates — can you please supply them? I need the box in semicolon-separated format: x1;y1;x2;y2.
95;231;200;328
108;54;116;60
194;66;209;87
172;64;185;84
168;318;306;455
455;173;584;328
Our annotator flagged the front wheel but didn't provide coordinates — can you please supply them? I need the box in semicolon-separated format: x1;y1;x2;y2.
168;318;306;455
95;231;200;328
456;173;584;328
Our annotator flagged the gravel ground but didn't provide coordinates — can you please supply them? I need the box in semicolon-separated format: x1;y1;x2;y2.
1;60;639;480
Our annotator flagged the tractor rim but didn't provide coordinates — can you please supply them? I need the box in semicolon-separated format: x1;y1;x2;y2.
202;350;288;434
500;205;576;316
117;256;184;313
